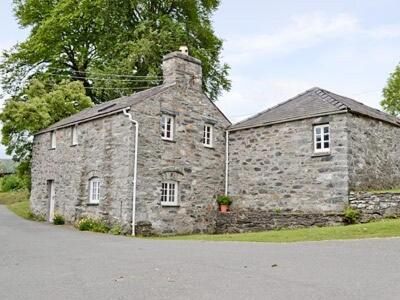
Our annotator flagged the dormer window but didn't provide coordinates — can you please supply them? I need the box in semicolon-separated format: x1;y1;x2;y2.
161;114;174;141
203;124;213;147
50;131;56;149
71;125;78;146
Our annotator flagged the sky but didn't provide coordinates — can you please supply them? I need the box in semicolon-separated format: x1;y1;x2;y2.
1;0;400;158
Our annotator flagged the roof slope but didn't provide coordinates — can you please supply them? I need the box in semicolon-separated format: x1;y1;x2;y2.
230;87;400;131
38;84;175;134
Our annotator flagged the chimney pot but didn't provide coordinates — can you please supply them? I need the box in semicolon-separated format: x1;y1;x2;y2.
179;46;189;55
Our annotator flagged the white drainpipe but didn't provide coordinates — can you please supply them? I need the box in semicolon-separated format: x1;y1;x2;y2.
122;108;139;236
225;130;229;196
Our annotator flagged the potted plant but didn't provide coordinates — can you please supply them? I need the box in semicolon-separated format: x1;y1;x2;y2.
217;195;232;213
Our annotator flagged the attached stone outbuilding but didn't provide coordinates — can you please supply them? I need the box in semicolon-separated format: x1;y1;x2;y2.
227;87;400;214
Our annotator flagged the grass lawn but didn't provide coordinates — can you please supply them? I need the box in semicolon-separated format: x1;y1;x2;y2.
0;190;33;220
156;219;400;243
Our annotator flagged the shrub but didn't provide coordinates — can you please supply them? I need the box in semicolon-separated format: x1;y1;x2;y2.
53;214;65;225
110;224;122;235
343;207;360;224
76;217;110;233
1;175;25;192
216;195;232;206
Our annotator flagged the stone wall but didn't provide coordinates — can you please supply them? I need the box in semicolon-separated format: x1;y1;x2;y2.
215;210;344;234
348;114;400;190
349;191;400;220
132;85;230;235
227;113;349;213
30;113;135;230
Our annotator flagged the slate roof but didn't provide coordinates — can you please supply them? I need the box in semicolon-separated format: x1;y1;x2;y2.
230;87;400;131
37;83;175;134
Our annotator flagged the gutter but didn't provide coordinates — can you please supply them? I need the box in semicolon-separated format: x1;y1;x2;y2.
225;130;229;196
122;107;139;236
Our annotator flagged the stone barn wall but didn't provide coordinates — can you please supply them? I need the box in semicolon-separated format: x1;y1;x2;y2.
348;114;400;191
227;113;349;213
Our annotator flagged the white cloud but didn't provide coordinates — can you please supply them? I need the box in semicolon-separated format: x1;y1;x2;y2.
225;13;360;64
224;12;400;66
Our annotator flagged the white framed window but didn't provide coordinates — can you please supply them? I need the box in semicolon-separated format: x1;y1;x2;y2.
161;114;174;141
71;125;78;146
161;181;179;206
89;178;101;204
314;124;330;153
203;124;213;147
50;131;56;149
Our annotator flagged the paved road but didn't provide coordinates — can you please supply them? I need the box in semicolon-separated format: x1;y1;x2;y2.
1;205;400;300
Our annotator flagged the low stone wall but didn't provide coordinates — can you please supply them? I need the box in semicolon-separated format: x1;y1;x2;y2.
349;192;400;221
215;210;344;234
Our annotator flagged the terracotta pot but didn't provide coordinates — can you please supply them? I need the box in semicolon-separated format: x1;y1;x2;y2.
219;204;229;213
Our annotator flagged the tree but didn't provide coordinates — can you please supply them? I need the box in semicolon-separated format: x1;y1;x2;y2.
0;79;92;177
2;0;230;103
381;64;400;116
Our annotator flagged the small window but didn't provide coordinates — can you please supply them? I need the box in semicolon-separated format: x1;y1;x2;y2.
71;125;78;146
50;131;56;149
161;115;174;140
161;181;179;206
314;124;330;153
89;178;101;204
203;124;213;147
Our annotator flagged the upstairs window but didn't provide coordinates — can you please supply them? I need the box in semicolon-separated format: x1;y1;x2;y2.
89;178;101;204
203;124;213;147
71;125;78;146
161;115;174;141
314;124;330;153
50;131;56;149
161;181;179;206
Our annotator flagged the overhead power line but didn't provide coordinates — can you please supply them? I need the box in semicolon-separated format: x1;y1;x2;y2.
43;73;163;83
84;86;156;90
45;67;163;79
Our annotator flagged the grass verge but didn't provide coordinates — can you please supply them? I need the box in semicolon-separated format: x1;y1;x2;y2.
7;200;33;219
155;219;400;243
0;190;29;205
0;190;35;220
368;188;400;194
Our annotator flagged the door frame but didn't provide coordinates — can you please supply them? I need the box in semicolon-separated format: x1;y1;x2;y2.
47;180;55;222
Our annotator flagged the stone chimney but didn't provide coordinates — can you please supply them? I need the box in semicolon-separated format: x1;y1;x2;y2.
162;47;202;90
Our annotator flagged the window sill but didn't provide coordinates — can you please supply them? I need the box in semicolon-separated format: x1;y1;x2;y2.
162;138;176;143
70;144;78;147
311;152;331;158
204;145;215;150
161;203;180;207
49;147;56;150
87;203;99;206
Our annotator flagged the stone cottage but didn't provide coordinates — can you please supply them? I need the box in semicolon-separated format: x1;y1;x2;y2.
30;49;400;235
30;50;231;235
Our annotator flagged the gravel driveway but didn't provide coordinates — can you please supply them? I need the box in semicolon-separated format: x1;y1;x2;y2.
1;205;400;300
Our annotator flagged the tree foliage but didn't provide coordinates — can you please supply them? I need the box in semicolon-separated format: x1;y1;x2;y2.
0;80;92;176
2;0;230;103
381;64;400;116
